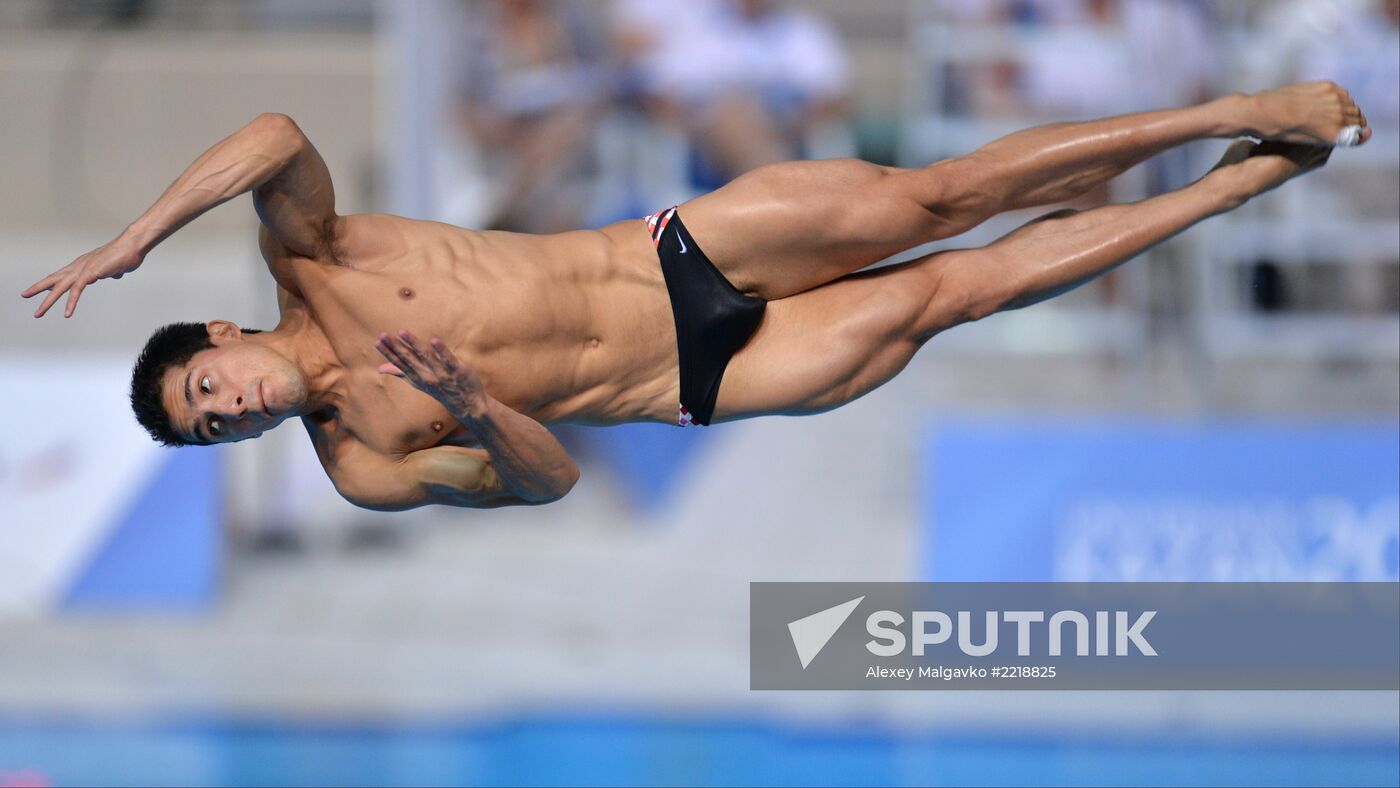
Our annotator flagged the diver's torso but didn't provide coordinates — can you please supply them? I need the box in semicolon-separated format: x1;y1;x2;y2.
276;213;679;461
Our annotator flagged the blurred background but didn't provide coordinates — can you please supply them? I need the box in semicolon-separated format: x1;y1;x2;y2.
1;0;1397;785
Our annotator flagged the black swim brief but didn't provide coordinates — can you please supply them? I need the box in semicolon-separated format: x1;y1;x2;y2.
645;206;766;426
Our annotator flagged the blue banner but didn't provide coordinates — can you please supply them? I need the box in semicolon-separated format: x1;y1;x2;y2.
922;421;1400;582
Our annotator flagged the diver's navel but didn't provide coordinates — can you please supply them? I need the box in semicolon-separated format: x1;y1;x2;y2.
399;287;415;300
431;420;444;432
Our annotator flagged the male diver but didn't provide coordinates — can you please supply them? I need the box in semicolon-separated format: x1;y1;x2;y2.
22;82;1369;510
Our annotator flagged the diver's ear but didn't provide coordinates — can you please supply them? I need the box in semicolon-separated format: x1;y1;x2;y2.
206;320;243;344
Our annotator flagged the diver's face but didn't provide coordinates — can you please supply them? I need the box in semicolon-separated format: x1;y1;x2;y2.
162;339;307;444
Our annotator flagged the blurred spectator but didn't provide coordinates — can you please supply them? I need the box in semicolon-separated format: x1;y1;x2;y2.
1019;0;1221;119
452;0;608;232
1025;0;1221;199
1249;0;1400;124
934;0;1220;126
613;0;851;186
1294;0;1400;124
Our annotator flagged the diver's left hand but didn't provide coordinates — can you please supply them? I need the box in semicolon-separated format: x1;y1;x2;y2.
23;234;145;318
375;330;489;419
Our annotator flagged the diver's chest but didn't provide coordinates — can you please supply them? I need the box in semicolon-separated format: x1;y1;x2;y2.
335;373;474;455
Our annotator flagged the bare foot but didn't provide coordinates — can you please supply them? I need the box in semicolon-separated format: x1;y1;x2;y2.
1207;140;1331;202
1244;81;1371;147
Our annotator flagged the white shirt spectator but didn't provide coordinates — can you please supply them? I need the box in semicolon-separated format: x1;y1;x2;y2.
1021;0;1220;117
614;0;849;107
1296;1;1400;122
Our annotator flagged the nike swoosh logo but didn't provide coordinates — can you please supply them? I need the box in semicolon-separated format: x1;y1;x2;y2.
677;233;687;254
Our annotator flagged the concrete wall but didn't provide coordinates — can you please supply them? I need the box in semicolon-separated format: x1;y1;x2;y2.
1;31;376;231
0;30;376;354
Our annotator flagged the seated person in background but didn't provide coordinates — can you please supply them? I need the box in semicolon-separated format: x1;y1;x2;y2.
453;0;606;233
613;0;850;185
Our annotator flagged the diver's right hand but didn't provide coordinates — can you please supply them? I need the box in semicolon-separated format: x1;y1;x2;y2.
22;233;145;318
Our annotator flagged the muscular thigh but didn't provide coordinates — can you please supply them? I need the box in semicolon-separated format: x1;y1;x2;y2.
678;159;939;300
712;261;932;421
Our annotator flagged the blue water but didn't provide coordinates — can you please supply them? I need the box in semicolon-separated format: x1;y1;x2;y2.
1;714;1395;787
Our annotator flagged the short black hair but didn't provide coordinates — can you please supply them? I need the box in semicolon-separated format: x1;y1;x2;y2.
129;321;260;447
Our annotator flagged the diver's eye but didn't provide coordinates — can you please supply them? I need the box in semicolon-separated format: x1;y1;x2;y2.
209;419;222;437
200;376;212;395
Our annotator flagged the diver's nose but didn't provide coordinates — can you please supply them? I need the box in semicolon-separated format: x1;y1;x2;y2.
223;392;247;420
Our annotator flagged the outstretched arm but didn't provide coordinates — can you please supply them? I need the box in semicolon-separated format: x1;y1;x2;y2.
22;112;336;318
332;330;580;511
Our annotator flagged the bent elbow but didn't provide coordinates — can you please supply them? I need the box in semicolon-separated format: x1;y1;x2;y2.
561;464;582;496
251;112;308;155
337;488;420;513
525;465;581;506
254;112;299;134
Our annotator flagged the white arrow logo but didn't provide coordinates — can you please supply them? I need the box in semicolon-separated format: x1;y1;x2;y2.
787;596;864;669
